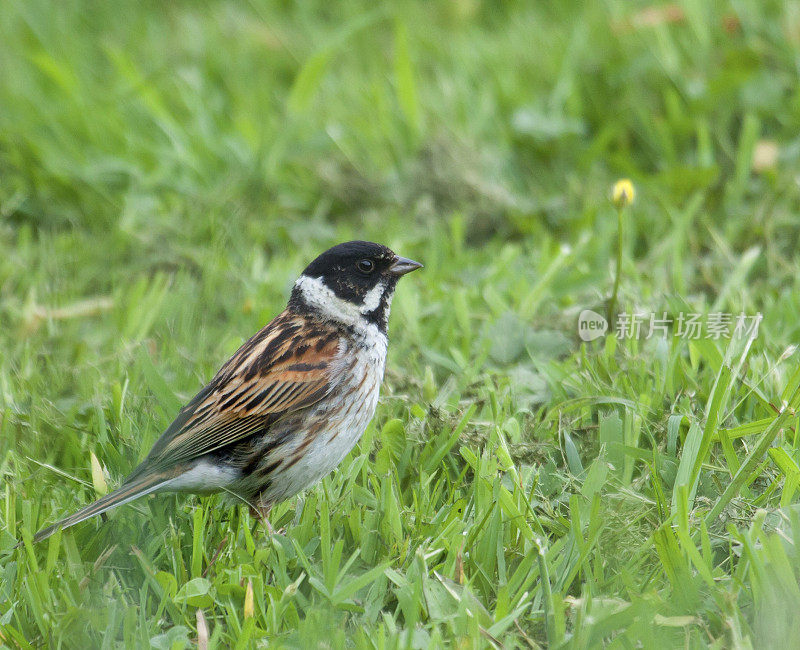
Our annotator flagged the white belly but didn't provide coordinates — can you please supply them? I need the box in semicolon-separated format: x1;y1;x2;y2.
164;460;240;494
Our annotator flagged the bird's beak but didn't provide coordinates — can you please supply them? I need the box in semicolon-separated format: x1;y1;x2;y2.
389;255;423;276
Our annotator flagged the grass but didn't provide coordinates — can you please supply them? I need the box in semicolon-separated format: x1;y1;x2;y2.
2;0;800;646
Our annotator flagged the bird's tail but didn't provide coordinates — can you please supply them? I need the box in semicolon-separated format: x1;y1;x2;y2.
25;471;176;545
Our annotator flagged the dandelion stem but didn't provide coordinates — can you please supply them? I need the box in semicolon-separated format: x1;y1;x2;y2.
607;206;624;324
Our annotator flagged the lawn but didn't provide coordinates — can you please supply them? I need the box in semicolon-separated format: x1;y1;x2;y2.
2;0;800;647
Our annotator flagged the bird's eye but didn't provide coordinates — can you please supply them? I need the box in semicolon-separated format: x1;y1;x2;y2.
356;259;375;274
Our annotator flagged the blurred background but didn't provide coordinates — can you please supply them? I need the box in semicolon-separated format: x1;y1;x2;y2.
5;1;799;259
4;0;800;646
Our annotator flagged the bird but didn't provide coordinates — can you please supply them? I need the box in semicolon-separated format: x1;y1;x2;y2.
26;241;422;544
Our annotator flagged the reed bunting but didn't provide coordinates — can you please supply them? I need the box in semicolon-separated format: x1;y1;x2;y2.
28;241;421;543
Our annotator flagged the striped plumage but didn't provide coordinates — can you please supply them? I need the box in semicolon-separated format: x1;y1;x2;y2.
28;241;421;544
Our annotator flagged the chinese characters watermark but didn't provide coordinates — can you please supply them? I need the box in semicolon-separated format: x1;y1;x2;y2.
578;310;762;341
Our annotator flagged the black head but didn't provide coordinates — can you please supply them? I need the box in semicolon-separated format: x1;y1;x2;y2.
289;241;422;332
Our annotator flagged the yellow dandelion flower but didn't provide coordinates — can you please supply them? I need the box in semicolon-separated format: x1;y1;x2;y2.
612;179;635;209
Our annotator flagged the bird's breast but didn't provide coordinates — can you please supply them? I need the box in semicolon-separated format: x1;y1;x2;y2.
252;334;387;503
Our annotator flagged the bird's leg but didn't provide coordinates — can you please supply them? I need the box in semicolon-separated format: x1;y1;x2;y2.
249;500;275;534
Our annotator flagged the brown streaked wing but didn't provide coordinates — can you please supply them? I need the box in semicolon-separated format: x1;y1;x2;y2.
129;312;340;476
